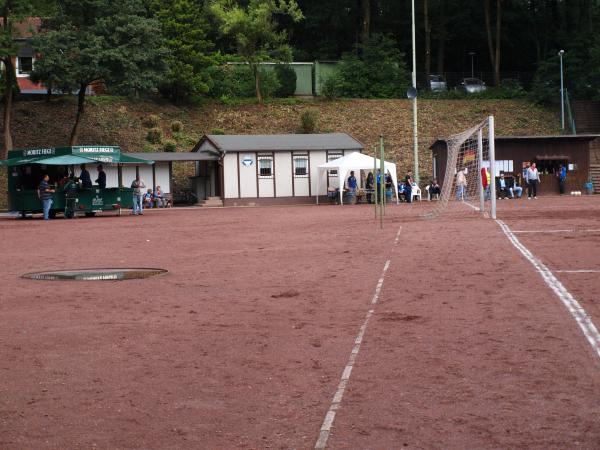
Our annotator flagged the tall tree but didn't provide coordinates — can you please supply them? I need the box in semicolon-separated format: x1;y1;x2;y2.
360;0;370;43
0;1;51;158
484;0;502;86
152;0;219;104
210;0;303;104
32;0;167;145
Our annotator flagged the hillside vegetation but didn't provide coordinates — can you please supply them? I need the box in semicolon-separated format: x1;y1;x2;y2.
1;97;559;208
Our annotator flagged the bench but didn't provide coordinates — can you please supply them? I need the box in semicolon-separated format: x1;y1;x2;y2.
153;193;173;208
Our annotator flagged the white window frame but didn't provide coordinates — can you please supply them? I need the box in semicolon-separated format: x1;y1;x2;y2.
257;153;274;179
293;153;309;178
327;151;343;177
16;56;35;78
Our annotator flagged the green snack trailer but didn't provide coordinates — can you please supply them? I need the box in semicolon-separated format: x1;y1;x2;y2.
1;145;153;218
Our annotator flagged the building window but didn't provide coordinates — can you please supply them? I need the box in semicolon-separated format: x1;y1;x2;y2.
293;153;308;177
327;151;343;177
258;153;274;178
16;57;34;77
483;160;513;174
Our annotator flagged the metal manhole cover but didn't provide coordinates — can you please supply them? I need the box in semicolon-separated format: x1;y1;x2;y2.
23;268;168;281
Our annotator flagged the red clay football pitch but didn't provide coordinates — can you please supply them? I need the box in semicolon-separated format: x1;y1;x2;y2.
1;196;600;449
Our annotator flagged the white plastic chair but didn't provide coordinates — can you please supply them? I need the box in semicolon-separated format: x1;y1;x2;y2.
411;184;422;202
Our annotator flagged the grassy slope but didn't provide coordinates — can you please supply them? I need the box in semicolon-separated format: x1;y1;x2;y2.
0;97;559;208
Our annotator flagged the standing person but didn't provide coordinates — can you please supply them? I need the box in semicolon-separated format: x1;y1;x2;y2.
131;175;146;215
365;172;374;204
405;170;413;203
376;169;382;203
481;167;488;199
527;162;540;199
95;164;106;189
38;175;55;220
456;168;467;200
523;162;531;197
347;170;357;193
79;164;92;188
558;164;567;195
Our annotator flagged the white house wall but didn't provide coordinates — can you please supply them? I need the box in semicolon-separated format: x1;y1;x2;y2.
239;153;258;198
224;154;239;199
121;166;137;188
138;165;153;193
258;178;274;197
310;151;327;195
154;162;171;193
275;152;293;197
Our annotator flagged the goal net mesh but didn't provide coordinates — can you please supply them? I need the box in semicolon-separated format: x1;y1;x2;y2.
425;118;495;219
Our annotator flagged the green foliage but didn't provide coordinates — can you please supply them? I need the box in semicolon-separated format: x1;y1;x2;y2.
274;64;297;97
208;64;279;99
163;139;177;152
151;0;220;104
299;109;318;133
31;0;168;95
210;0;303;102
321;34;410;99
211;128;225;135
143;114;161;128
171;120;183;132
147;127;163;144
320;72;343;100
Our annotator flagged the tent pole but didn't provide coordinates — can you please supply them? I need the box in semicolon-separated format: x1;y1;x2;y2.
374;146;378;219
379;135;384;228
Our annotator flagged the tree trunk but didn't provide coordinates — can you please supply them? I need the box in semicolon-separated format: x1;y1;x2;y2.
2;57;15;159
361;0;370;43
424;0;431;83
494;0;502;86
436;0;447;74
69;84;88;146
484;0;495;72
252;65;263;105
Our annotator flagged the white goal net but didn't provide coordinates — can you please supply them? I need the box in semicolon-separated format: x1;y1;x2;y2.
426;116;497;219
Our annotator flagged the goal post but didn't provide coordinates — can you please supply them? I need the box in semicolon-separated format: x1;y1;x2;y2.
426;116;496;219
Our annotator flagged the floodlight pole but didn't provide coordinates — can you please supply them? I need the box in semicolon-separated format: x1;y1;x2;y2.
559;50;565;130
411;0;419;185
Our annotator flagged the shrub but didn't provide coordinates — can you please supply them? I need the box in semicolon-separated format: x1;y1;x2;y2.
163;139;177;152
323;34;410;99
274;64;297;97
299;109;319;134
146;127;163;144
143;114;160;128
207;64;280;100
171;120;183;133
320;73;344;100
211;128;225;135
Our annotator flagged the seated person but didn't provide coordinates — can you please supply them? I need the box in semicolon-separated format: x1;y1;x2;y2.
143;189;154;208
496;173;512;199
154;185;165;208
428;179;441;200
397;182;407;202
510;175;523;199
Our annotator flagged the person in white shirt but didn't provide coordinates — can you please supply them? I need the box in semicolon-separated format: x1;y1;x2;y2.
526;163;540;199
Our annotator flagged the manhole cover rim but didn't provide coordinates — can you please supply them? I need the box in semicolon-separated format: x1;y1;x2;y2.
22;267;168;281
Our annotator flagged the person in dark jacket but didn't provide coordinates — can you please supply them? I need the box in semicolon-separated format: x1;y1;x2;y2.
95;164;106;189
79;164;92;188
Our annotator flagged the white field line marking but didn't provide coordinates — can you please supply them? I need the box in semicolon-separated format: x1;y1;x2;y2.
496;220;600;359
556;269;600;273
314;226;401;450
513;229;600;234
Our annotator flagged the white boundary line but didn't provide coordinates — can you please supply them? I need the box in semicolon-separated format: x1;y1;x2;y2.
513;229;600;234
314;226;402;450
496;220;600;359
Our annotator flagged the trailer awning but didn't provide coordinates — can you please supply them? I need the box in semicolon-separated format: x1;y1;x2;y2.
0;153;153;166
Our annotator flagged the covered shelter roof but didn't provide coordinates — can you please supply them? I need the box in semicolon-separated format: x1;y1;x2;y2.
124;152;219;162
193;133;364;154
429;133;600;149
316;151;399;205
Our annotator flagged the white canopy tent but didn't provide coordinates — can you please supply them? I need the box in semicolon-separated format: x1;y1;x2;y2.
316;151;399;205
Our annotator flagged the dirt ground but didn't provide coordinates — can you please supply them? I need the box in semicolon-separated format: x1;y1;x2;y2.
1;196;600;449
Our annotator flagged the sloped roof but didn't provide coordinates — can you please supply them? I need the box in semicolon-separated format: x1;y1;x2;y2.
125;152;218;162
193;133;364;153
